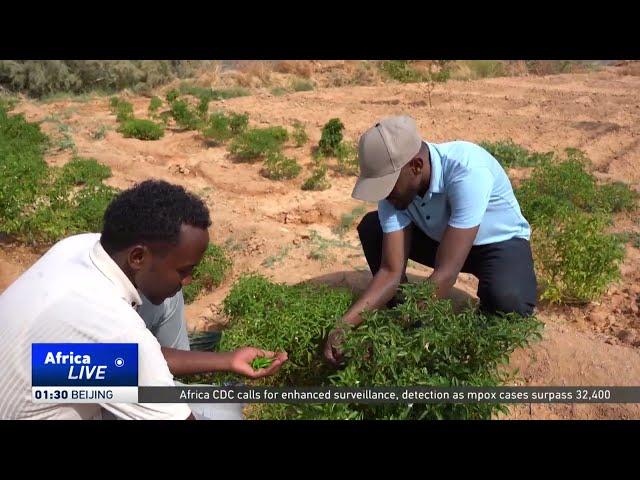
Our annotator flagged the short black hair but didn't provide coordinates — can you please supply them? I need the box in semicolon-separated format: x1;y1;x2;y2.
101;179;211;253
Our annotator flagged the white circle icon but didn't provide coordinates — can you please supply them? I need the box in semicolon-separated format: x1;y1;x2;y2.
115;358;125;367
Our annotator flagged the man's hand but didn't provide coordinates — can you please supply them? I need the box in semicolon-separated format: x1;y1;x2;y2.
229;347;288;379
323;326;347;367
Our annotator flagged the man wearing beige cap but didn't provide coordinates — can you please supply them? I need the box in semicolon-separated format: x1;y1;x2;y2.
324;115;537;365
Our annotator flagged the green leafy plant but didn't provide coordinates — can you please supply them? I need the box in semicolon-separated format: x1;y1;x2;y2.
335;141;359;176
318;118;344;156
182;243;232;304
480;139;554;168
169;99;202;130
109;98;134;122
217;277;542;419
229;126;289;161
302;164;330;191
532;213;625;304
379;60;425;83
261;151;302;180
202;111;232;145
59;157;112;186
165;89;179;103
292;120;308;147
117;119;164;140
148;96;163;115
228;112;249;134
1;105;118;245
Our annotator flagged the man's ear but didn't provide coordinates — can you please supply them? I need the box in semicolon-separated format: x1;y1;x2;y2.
410;157;424;175
127;245;149;272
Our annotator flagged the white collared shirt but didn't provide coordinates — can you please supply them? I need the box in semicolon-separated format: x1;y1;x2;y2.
0;233;191;420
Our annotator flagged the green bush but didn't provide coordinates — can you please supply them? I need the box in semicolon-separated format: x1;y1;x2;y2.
319;118;345;156
201;112;247;145
196;96;210;120
261;151;302;180
148;96;163;115
302;164;330;191
291;78;314;92
115;100;134;123
512;145;636;305
379;61;425;83
292;120;308;147
480;139;554;168
117;119;164;140
169;99;202;130
165;89;180;103
109;97;134;121
0;105;50;232
0;105;117;245
516;149;636;224
202;111;232;145
220;275;354;386
533;213;625;304
59;157;112;186
218;277;542;419
228;112;249;134
335;141;359;176
229;126;288;161
182;244;232;304
595;181;639;213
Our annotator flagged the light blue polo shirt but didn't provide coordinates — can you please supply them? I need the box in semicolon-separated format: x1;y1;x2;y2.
378;141;530;245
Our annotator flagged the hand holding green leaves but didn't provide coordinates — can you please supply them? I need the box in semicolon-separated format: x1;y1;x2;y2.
323;326;347;367
229;347;288;379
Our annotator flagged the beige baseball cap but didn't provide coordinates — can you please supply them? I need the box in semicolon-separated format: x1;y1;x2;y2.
351;115;422;202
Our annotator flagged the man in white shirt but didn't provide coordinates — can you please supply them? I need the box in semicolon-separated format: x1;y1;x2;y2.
0;180;287;420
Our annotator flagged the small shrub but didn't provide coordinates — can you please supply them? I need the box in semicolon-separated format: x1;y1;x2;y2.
165;89;179;103
261;151;302;180
302;164;330;191
533;213;625;304
109;98;134;122
228;112;249;134
292;120;308;147
480;139;554;168
335;141;359;176
148;96;163;115
182;244;232;304
318;118;344;156
291;78;314;92
229;126;288;161
202;111;231;145
170;99;202;130
218;277;542;420
59;157;111;186
379;60;425;83
117;119;164;140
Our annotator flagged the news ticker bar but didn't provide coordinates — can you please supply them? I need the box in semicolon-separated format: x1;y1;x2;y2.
32;386;640;404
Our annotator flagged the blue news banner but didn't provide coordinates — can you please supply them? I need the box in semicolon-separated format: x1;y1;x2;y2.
31;344;138;403
31;343;640;405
